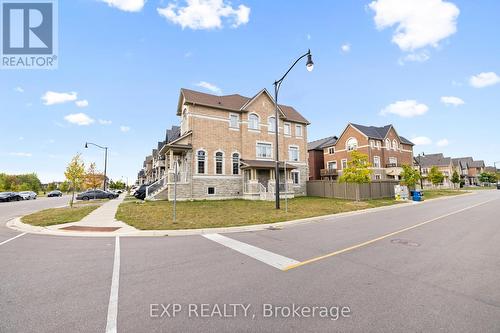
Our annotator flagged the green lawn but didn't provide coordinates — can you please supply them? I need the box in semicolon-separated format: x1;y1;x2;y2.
116;197;401;230
422;189;466;200
21;205;100;227
462;186;496;190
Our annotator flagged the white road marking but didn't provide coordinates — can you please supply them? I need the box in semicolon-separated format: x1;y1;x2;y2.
0;232;26;246
202;233;299;270
106;236;120;333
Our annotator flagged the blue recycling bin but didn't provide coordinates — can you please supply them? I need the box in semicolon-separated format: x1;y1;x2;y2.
412;190;423;201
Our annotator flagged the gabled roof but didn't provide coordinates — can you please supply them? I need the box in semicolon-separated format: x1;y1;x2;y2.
350;123;414;145
178;88;309;124
452;157;473;168
415;153;452;167
165;125;180;143
470;160;485;168
308;136;338;151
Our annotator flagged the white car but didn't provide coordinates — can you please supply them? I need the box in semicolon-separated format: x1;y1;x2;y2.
19;191;37;200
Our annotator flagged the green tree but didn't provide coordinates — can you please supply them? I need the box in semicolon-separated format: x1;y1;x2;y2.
85;162;102;189
400;164;421;190
479;172;497;185
109;180;126;190
428;166;445;187
451;170;461;189
59;181;70;193
339;151;373;184
47;182;57;191
65;154;86;207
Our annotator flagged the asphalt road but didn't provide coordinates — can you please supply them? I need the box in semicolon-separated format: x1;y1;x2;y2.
1;191;499;332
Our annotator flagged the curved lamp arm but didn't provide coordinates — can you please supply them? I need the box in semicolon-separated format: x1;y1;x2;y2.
274;49;313;94
85;142;107;150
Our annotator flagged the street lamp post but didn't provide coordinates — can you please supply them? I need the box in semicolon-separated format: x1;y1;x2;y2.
273;49;314;209
416;152;425;190
85;142;108;191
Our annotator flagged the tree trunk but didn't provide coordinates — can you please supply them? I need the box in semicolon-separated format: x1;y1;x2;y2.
70;189;74;208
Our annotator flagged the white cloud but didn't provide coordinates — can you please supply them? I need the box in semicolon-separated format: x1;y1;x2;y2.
341;43;351;53
42;91;78;105
411;136;433;145
184;51;193;58
369;0;459;51
399;51;430;65
195;81;222;94
440;96;464;106
380;100;429;118
469;72;500;88
9;152;32;157
157;0;250;30
99;119;113;125
64;113;95;126
100;0;145;12
75;99;89;108
436;138;449;147
18;136;24;141
15;86;24;93
120;126;131;132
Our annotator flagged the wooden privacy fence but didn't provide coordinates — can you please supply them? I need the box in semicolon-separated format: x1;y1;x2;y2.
307;180;399;200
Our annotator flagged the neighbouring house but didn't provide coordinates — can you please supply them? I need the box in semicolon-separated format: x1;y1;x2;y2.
451;157;486;186
484;166;497;174
307;136;337;180
414;153;454;188
137;88;310;200
318;123;414;181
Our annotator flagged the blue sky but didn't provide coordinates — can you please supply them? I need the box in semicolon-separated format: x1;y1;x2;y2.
1;0;499;183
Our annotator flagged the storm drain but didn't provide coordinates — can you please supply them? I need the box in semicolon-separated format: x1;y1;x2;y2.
59;226;121;232
390;238;420;247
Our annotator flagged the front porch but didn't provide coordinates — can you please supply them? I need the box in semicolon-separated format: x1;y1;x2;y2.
241;159;295;200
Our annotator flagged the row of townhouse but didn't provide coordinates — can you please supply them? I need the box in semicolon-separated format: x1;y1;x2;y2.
136;88;309;201
413;154;487;187
308;123;415;181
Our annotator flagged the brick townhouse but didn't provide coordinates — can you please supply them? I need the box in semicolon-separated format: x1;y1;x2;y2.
138;88;310;200
307;136;337;180
415;153;454;188
451;157;485;186
313;123;414;181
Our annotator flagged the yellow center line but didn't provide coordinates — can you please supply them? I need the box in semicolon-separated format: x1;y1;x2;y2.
282;198;496;271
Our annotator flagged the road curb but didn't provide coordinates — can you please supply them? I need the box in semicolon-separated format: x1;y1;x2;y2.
5;192;476;238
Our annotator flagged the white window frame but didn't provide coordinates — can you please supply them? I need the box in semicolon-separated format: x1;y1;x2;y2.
341;159;348;170
229;113;239;129
268;116;276;133
385;138;390;149
295;124;303;137
291;170;300;186
256;142;273;159
232;152;240;175
248;113;260;130
373;156;381;168
375;174;381;180
346;137;358;151
196;149;207;175
328;147;335;154
288;145;299;162
181;108;188;134
284;122;291;136
370;140;374;149
392;139;398;151
214;151;224;175
328;161;337;170
389;157;398;166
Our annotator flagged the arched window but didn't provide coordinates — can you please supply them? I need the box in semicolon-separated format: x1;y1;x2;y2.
232;153;240;175
215;152;224;175
268;116;276;133
197;150;206;174
385;138;390;149
248;114;259;130
346;138;358;151
392;139;398;150
181;108;188;134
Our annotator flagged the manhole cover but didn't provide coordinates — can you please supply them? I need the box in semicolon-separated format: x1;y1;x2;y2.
59;226;121;232
390;238;420;247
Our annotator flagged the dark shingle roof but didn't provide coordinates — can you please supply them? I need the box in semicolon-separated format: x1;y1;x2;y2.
308;136;338;151
180;88;309;124
452;157;473;168
350;123;414;145
470;160;485;168
415;153;452;167
165;125;181;143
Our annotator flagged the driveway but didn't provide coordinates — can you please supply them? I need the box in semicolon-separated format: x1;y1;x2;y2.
1;191;499;332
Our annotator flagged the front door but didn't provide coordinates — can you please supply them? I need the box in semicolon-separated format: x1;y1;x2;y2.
256;169;271;190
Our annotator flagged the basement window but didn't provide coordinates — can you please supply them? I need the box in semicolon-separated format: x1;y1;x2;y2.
207;187;215;195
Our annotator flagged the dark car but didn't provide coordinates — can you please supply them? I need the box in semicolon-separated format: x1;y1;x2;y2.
0;192;23;202
497;183;500;190
134;184;148;200
76;189;117;200
47;190;63;197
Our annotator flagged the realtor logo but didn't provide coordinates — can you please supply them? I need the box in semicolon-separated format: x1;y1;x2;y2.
1;0;58;69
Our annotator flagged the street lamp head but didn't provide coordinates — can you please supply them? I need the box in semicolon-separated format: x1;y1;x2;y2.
306;53;314;72
84;142;88;149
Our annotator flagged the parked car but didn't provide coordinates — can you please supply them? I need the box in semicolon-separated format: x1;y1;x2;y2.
76;189;118;200
0;192;23;202
47;190;63;197
19;191;37;200
497;182;500;190
134;184;148;200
